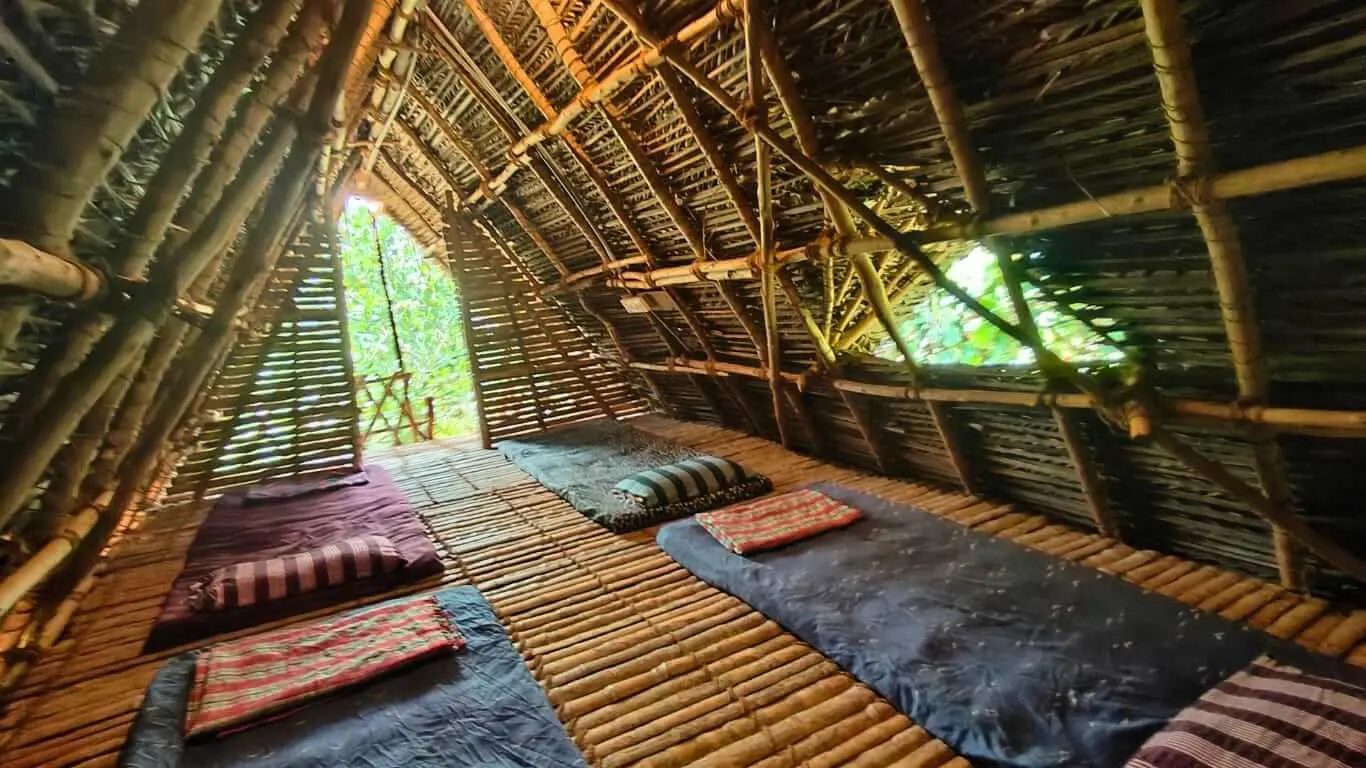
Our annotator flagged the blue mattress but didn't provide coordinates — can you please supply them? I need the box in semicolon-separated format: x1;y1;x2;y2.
120;587;587;768
657;482;1337;768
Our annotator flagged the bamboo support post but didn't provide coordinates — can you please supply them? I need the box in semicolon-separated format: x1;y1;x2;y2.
744;0;789;449
1140;0;1302;589
1052;407;1118;537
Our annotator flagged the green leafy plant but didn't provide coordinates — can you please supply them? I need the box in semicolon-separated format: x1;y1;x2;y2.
872;246;1124;367
338;197;475;441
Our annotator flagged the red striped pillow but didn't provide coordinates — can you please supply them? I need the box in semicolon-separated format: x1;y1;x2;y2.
1126;655;1366;767
189;535;408;612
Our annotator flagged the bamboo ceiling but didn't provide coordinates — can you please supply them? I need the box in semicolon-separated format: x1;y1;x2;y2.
0;0;1365;668
348;0;1366;604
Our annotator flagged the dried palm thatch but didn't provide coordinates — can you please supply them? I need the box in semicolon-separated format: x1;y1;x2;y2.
0;0;1365;709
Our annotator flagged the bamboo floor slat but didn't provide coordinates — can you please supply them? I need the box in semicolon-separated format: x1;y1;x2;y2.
3;416;1365;767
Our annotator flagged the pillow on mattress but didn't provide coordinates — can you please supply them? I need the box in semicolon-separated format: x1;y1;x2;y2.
242;470;369;506
613;456;753;509
189;535;408;612
1125;654;1366;768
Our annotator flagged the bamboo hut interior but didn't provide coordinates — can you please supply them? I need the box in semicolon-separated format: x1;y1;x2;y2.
1;0;1366;765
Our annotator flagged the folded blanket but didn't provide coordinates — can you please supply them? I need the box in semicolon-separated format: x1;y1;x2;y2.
185;595;464;738
1126;655;1366;768
243;471;370;506
696;488;863;554
614;456;752;509
189;535;408;611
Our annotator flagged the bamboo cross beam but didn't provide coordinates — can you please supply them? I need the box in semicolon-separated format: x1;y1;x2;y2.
462;0;741;198
1139;0;1302;589
0;240;104;300
575;141;1366;294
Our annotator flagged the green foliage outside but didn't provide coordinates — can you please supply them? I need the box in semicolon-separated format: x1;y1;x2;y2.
338;197;475;442
873;246;1125;367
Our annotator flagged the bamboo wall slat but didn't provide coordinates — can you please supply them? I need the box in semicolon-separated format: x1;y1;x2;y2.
167;226;360;499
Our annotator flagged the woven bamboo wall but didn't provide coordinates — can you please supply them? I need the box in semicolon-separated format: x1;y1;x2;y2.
445;213;647;445
169;220;361;499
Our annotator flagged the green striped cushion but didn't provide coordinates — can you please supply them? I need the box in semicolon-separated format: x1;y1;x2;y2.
614;456;751;509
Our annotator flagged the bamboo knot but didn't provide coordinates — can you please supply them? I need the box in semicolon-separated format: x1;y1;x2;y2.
1169;174;1216;210
715;0;745;26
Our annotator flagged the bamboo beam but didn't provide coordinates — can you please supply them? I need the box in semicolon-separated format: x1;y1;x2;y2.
631;358;805;385
622;360;1366;436
0;0;224;352
584;141;1366;293
471;0;739;197
1052;407;1118;537
7;4;329;432
1140;0;1301;589
745;0;789;449
0;240;103;300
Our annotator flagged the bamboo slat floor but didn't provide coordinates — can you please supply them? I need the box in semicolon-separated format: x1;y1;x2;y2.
3;415;1365;767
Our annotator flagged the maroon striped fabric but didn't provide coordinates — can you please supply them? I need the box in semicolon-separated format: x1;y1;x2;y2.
189;535;408;612
1126;655;1366;768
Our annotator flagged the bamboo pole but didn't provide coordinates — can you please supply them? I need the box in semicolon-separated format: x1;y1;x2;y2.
631;357;1366;435
0;239;103;299
0;0;224;352
325;215;367;467
744;0;789;448
0;0;366;535
0;123;298;531
1052;407;1118;537
1148;428;1366;582
6;2;329;431
577;140;1366;295
1140;0;1301;589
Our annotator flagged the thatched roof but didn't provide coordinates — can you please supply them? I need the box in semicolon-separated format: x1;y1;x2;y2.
1;0;1366;680
338;0;1366;602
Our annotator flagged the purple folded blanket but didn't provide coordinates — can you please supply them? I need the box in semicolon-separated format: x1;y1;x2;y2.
144;466;442;653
